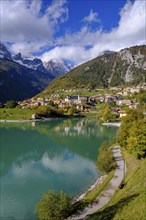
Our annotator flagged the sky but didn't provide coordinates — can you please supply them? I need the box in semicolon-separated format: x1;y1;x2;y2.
1;0;146;65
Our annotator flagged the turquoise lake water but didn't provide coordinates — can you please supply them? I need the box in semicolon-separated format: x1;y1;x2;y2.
0;118;118;220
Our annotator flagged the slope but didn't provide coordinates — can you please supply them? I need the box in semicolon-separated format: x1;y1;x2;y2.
0;58;53;103
40;45;146;97
87;150;145;220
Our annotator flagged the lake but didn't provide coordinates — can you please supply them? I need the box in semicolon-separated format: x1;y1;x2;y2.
0;118;118;220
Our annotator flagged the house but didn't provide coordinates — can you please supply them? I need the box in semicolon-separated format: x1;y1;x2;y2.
64;95;86;104
129;103;139;109
119;110;127;118
116;100;132;106
76;104;84;111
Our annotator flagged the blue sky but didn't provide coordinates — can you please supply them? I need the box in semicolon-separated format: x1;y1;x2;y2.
61;0;125;32
1;0;145;65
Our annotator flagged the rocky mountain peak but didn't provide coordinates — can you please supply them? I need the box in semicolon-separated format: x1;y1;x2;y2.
13;52;23;61
44;59;74;77
101;50;115;55
0;42;12;60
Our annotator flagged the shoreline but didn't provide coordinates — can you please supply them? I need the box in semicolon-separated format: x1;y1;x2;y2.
69;146;126;220
0;119;48;123
102;122;121;127
73;174;107;204
0;115;84;123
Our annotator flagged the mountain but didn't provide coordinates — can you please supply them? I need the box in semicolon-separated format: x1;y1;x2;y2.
0;58;54;103
0;44;54;103
13;53;74;77
0;43;74;103
1;43;145;102
40;45;146;96
99;50;115;56
13;53;47;72
0;43;12;60
44;59;74;77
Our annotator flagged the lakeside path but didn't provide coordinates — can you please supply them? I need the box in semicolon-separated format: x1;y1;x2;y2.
69;146;126;220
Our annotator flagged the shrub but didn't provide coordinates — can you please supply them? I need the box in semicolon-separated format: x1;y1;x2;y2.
50;108;64;117
36;106;50;115
67;107;74;116
35;190;71;220
96;142;116;174
5;100;17;108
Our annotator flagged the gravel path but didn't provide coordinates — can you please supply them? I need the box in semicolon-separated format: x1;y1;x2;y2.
69;146;126;220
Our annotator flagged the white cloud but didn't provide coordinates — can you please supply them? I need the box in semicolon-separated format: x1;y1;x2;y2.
1;0;145;63
10;41;49;57
41;45;92;64
46;0;69;24
1;0;68;56
83;9;100;23
40;0;146;65
1;0;51;42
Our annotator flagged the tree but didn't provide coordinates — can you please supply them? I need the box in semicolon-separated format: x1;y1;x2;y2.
102;104;112;122
67;107;75;116
96;142;116;174
36;106;50;115
5;100;17;108
117;109;146;159
138;89;146;106
127;119;146;159
35;190;71;220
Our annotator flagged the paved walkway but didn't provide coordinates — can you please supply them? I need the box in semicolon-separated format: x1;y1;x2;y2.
69;146;126;220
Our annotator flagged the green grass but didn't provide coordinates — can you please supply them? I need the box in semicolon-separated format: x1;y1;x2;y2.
84;171;115;203
56;89;111;97
0;108;35;120
96;103;106;111
87;150;146;220
82;112;97;117
70;170;115;216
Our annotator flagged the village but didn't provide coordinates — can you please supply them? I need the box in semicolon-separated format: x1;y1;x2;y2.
18;84;146;119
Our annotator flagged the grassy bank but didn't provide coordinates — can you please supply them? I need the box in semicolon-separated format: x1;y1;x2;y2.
0;108;35;120
87;150;146;220
84;171;115;203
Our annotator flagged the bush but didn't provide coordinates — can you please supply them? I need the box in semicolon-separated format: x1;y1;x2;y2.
36;106;50;115
5;100;17;108
35;190;71;220
67;107;74;116
96;142;116;174
50;108;64;117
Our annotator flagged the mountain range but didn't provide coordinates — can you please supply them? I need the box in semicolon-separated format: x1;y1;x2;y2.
0;43;146;103
41;45;146;97
0;43;74;103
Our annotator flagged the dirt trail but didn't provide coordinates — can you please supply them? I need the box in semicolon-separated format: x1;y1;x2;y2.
69;146;126;220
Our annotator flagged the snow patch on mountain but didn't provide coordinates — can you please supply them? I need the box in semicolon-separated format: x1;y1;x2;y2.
0;42;75;77
44;59;74;77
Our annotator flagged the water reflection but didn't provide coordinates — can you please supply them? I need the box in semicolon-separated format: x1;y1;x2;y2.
0;118;118;220
43;118;106;137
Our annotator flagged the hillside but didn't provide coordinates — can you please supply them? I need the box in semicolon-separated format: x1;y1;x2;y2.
0;58;53;103
87;151;146;220
40;45;146;97
0;42;75;103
